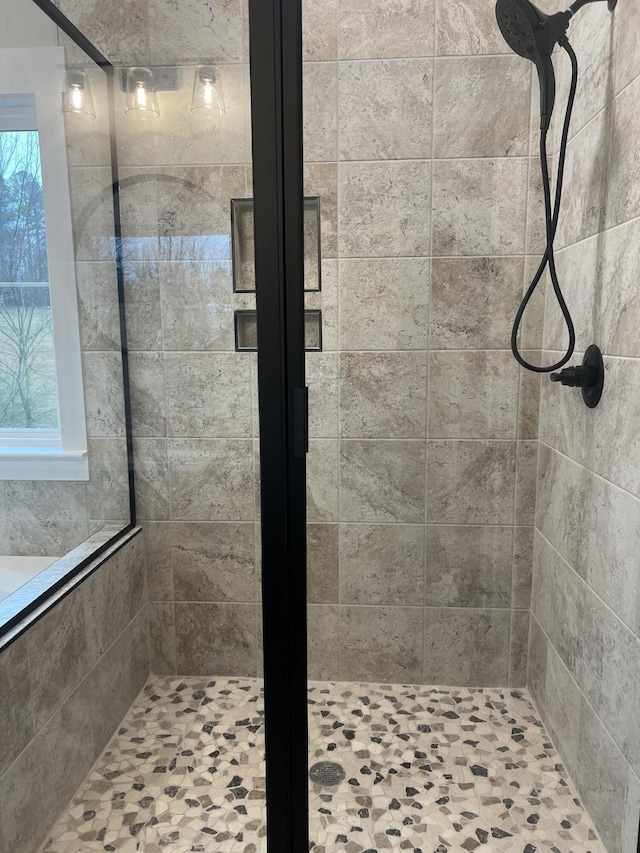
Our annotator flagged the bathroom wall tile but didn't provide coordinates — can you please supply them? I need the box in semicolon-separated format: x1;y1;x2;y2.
539;353;596;468
307;439;339;522
165;353;252;438
339;258;429;351
304;62;338;162
306;352;339;438
304;163;338;258
340;352;428;438
509;609;529;687
123;261;163;351
149;0;244;64
172;522;255;602
429;257;523;350
428;351;519;439
520;259;547;349
340;524;425;606
118;169;159;261
175;602;257;675
338;59;432;160
86;629;134;756
340;440;426;523
515;439;538;525
424;525;512;608
340;606;423;682
303;0;338;61
517;356;541;439
433;56;529;158
528;614;548;707
130;606;151;699
525;162;546;255
426;440;516;524
338;0;435;59
593;357;640;497
613;0;640;95
513;526;534;608
307;605;340;680
542;642;583;775
143;522;174;601
75;261;121;352
435;0;511;56
149;601;177;674
129;352;167;437
338;161;431;257
543;238;598;353
83;555;129;665
86;439;129;526
305;259;338;350
598;217;640;358
133;438;171;520
423;608;511;686
623;768;640;853
168;439;254;521
0;635;33;778
307;524;339;603
68;166;117;262
6;481;88;557
432;158;528;256
57;0;149;66
608;73;640;235
160;260;235;351
83;351;127;438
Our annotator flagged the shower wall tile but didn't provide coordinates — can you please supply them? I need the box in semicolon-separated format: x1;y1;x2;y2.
82;352;127;438
307;524;339;604
597;216;640;358
124;261;163;351
517;358;542;440
339;258;430;351
307;605;341;680
339;524;425;606
340;440;426;523
305;259;338;350
303;62;338;162
424;525;513;608
338;0;435;59
539;358;595;468
432;158;528;256
423;608;511;686
543;238;598;353
339;352;428;438
338;59;432;161
143;522;174;601
435;0;511;56
427;351;519;439
307;439;339;522
148;0;245;65
133;438;171;521
6;481;89;558
607;73;640;233
303;0;338;61
149;601;177;674
509;609;529;687
0;635;33;778
426;440;516;525
593;358;640;497
429;257;523;350
340;605;424;682
129;352;167;437
86;439;130;523
75;262;121;352
57;0;150;66
307;353;339;438
513;526;534;608
338;161;431;257
515;439;538;525
86;628;134;755
613;0;640;94
175;602;257;675
433;56;530;158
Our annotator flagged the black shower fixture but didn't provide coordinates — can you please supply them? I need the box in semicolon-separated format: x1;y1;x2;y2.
495;0;616;407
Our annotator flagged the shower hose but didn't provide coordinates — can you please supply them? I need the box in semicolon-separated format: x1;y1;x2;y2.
511;38;578;373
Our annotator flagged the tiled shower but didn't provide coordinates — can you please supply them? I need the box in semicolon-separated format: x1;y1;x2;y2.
0;0;639;851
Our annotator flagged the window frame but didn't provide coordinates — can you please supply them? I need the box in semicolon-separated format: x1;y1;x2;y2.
0;46;88;481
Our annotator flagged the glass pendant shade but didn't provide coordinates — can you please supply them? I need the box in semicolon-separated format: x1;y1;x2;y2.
62;70;96;120
125;67;160;118
191;65;225;115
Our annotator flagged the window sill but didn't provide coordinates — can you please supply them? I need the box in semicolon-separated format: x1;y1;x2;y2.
0;448;89;481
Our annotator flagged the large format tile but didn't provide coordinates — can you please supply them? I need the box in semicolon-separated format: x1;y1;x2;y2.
307;439;339;522
128;352;167;437
304;163;338;258
424;525;512;607
148;0;244;64
435;0;511;55
433;56;530;158
306;352;339;438
423;608;511;686
426;440;516;524
594;357;640;497
339;161;431;257
149;601;177;674
303;0;337;61
340;440;426;523
515;439;538;525
340;606;423;682
307;605;340;680
338;59;432;160
597;217;640;358
75;261;121;352
539;352;596;468
340;352;427;438
340;524;425;606
0;636;33;778
432;158;528;256
303;62;338;162
606;75;640;232
174;602;257;675
6;481;88;557
307;524;339;604
123;261;163;351
338;0;435;59
510;609;529;687
82;351;127;438
428;351;519;439
339;258;429;350
133;438;171;521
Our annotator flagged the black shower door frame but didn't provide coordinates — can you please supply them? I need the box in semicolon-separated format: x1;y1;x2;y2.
248;0;309;850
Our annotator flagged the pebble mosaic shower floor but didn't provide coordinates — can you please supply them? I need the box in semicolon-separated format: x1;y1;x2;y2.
40;676;605;853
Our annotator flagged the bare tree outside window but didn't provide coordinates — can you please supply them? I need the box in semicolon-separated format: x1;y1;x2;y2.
0;130;59;429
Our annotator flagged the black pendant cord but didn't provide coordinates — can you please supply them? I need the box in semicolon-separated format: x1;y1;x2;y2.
511;38;578;373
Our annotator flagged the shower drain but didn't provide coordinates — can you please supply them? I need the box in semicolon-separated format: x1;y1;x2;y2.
309;761;345;786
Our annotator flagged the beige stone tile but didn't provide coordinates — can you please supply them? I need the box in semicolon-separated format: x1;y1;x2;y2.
86;629;134;755
143;522;174;601
517;356;541;439
543;238;598;353
539;353;596;468
340;352;427;439
338;59;432;160
338;0;435;59
425;525;512;607
304;162;338;258
307;523;339;603
0;635;33;778
433;56;529;158
513;526;534;609
339;161;431;257
528;613;548;706
75;261;121;352
613;0;640;94
340;524;425;606
340;606;423;682
129;352;167;437
149;601;177;675
598;216;640;358
133;438;171;521
57;0;149;66
436;0;511;56
68;166;117;262
168;439;254;521
594;357;640;497
83;351;127;438
86;438;130;524
426;440;516;524
432;158;528;256
304;62;338;162
515;439;538;525
509;609;529;687
175;602;257;675
306;352;338;438
339;258;429;351
307;439;339;522
303;0;338;61
340;440;426;523
172;522;255;602
428;351;519;439
123;260;163;351
307;605;340;680
430;257;523;350
149;0;244;64
6;481;88;557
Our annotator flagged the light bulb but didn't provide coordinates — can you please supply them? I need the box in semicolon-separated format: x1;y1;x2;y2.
125;67;160;118
203;79;214;107
192;65;225;116
135;82;147;109
71;86;84;111
62;70;96;120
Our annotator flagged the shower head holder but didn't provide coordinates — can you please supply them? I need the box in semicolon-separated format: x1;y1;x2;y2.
550;344;604;408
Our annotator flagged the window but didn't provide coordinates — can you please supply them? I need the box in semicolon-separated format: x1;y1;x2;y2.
0;48;88;480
